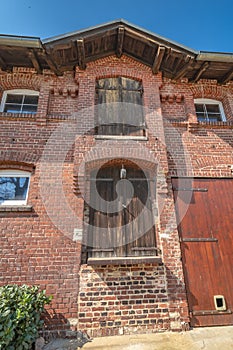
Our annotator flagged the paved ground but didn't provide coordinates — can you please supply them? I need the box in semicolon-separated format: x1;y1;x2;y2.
83;326;233;350
41;326;233;349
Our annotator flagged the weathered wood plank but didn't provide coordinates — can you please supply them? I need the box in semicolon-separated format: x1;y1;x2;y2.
116;26;124;58
42;50;62;75
87;256;162;265
173;177;233;327
77;38;86;70
152;46;165;74
0;55;7;70
173;56;192;80
219;67;233;84
190;62;210;83
28;49;42;74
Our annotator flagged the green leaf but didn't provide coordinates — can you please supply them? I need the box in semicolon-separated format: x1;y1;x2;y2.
0;284;52;349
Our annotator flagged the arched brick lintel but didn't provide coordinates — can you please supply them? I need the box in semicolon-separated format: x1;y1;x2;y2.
194;155;233;173
0;72;44;92
0;150;39;170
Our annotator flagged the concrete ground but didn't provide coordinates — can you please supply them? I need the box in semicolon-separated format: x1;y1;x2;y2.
83;326;233;350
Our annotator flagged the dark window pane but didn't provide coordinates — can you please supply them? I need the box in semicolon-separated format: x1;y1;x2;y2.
206;104;220;113
22;105;38;113
208;116;221;122
0;177;29;202
24;95;39;104
197;116;206;122
5;94;23;104
4;104;21;113
195;104;205;113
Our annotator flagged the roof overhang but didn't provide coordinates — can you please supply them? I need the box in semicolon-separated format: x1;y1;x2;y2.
0;20;232;83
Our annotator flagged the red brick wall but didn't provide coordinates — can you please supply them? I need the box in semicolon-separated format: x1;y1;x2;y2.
79;264;171;337
0;60;232;336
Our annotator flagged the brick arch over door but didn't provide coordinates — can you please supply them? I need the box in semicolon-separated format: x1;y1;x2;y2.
74;143;158;197
76;142;158;180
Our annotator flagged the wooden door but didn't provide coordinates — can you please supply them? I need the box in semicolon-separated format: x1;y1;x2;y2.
172;178;233;327
87;165;156;258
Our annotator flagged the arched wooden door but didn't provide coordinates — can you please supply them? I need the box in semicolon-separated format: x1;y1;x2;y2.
86;164;157;259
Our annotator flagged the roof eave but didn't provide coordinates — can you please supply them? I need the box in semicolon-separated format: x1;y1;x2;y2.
42;19;197;56
197;51;233;63
0;34;42;49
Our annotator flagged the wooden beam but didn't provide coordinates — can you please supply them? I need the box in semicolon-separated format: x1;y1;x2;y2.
28;49;42;74
190;61;209;83
219;67;233;84
0;55;7;70
71;40;78;60
42;50;62;75
173;56;192;80
163;47;172;64
152;46;165;74
77;38;86;70
173;54;185;72
116;26;124;58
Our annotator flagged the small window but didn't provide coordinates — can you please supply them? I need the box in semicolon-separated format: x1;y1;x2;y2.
194;98;226;122
96;77;145;136
0;89;39;114
0;170;30;205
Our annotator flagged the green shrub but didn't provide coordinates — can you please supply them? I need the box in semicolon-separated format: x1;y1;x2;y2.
0;284;52;350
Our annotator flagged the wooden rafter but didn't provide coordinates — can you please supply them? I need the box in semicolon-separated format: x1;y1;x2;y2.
0;21;232;81
191;61;209;83
0;55;7;70
163;47;172;64
219;67;233;84
116;26;124;58
77;38;86;70
173;54;185;72
152;46;165;74
71;40;78;61
28;49;42;74
173;56;192;80
42;50;62;75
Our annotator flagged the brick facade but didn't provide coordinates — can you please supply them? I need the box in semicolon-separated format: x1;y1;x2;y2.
0;39;232;338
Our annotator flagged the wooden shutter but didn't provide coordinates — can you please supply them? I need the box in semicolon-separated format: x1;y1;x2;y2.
120;77;144;136
96;77;144;136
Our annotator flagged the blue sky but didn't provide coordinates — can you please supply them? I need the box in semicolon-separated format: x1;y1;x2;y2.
1;0;233;52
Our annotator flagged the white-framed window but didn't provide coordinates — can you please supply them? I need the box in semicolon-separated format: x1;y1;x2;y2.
194;98;226;122
0;89;39;114
0;170;30;205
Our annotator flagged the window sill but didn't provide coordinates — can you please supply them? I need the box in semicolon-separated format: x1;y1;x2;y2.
0;205;33;212
87;256;162;266
95;135;148;141
0;112;37;119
